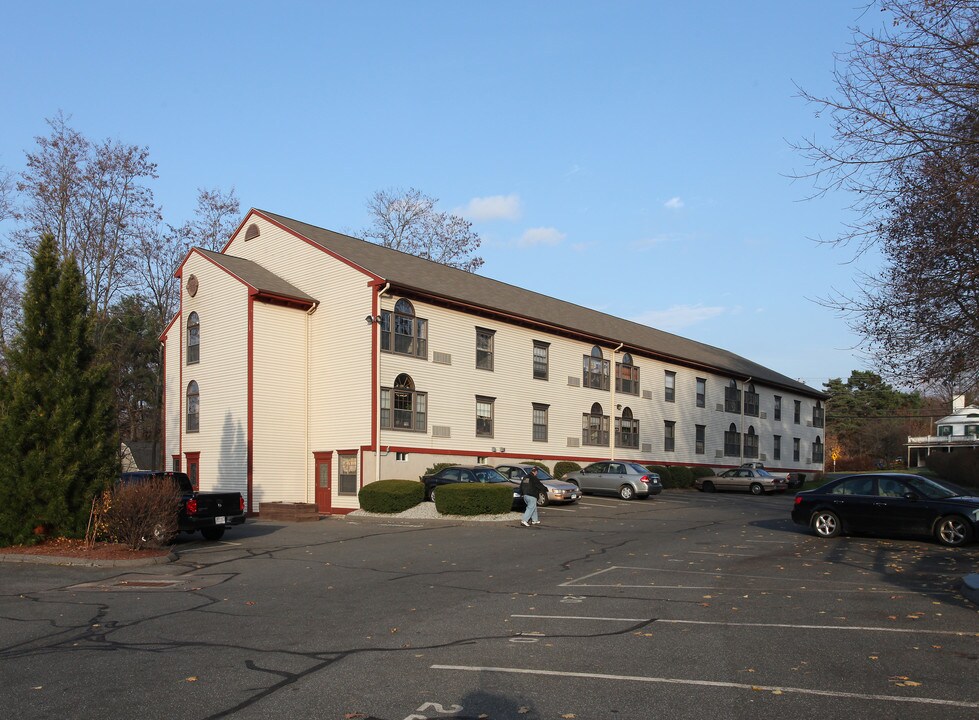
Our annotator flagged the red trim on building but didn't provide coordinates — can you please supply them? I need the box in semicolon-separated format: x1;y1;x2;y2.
247;295;255;514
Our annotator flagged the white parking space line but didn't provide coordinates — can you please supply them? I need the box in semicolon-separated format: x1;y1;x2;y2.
510;614;979;637
559;565;955;594
687;550;756;557
431;665;979;709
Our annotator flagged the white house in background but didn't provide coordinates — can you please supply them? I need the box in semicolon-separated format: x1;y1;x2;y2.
162;209;828;515
907;395;979;467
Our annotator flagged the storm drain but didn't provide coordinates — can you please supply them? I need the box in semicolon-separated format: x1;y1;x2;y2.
68;574;231;592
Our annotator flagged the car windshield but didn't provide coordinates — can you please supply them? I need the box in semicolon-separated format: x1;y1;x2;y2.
473;468;508;483
533;468;554;480
903;475;958;499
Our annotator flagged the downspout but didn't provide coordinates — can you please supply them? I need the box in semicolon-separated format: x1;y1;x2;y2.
375;283;391;485
304;302;319;503
610;342;623;461
740;377;752;465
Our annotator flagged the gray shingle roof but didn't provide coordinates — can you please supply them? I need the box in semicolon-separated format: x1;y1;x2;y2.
256;209;824;398
198;248;317;305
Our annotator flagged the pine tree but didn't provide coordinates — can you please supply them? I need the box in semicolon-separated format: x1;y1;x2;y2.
0;234;118;545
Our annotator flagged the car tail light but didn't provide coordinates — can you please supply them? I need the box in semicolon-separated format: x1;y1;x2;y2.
794;496;803;506
639;475;650;484
186;498;198;515
239;496;245;512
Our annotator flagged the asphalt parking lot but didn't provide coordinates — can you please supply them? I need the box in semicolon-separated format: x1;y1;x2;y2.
1;490;977;720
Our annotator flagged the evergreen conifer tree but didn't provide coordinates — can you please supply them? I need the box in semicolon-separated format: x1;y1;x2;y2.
0;234;118;545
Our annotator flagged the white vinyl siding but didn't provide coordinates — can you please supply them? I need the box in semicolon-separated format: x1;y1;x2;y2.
179;254;249;498
252;301;308;509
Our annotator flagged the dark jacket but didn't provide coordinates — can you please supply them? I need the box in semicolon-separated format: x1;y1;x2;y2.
521;470;548;498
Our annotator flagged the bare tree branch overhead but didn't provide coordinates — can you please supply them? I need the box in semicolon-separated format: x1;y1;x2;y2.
798;0;979;392
363;187;484;273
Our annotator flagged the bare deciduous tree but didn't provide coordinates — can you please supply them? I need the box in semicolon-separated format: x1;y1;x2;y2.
797;0;979;389
173;186;240;253
363;187;484;273
14;112;160;324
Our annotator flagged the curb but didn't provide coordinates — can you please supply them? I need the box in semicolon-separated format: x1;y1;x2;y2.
0;551;176;568
963;573;979;606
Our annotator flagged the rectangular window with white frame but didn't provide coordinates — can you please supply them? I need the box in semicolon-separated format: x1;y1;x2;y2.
476;396;495;437
533;341;549;380
532;403;549;442
665;371;676;403
696;377;706;408
476;328;495;371
664;420;675;452
695;424;706;454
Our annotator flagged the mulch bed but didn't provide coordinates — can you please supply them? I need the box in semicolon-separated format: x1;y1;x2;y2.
0;537;170;560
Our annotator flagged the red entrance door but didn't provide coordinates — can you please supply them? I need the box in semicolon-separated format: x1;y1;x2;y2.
185;452;200;491
314;452;333;513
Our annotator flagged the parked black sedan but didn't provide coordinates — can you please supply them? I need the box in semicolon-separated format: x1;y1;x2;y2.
791;473;979;547
421;465;514;503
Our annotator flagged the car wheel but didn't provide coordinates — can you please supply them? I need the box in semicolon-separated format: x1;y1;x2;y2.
537;491;549;507
935;515;972;547
427;486;436;503
619;484;636;500
701;480;715;493
812;510;840;538
201;526;226;541
749;482;764;495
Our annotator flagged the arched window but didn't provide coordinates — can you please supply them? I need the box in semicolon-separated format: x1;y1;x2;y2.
381;373;427;431
582;402;609;446
583;346;610;390
744;383;759;416
813;400;825;428
616;352;640;395
725;379;741;413
724;422;740;457
616;406;640;448
380;299;428;358
744;425;759;458
812;435;824;463
187;312;200;364
186;381;200;433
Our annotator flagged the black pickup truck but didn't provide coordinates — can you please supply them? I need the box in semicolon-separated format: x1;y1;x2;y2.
119;471;246;541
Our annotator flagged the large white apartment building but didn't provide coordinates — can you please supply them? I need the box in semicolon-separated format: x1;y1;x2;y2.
162;209;827;514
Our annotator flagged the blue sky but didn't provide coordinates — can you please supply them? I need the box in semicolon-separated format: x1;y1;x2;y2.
0;1;881;389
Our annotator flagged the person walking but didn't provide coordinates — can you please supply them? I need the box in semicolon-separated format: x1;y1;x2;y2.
520;466;548;527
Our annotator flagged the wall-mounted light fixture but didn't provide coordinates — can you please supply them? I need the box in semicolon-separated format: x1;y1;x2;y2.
365;315;382;324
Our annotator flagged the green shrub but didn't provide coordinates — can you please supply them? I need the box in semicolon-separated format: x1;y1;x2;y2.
648;465;674;487
420;462;457;480
434;483;513;516
553;461;581;479
670;466;694;488
691;467;715;479
358;479;424;513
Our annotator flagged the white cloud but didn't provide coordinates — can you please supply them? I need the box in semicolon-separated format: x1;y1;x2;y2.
518;227;566;246
631;304;727;332
664;196;684;210
457;194;521;221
